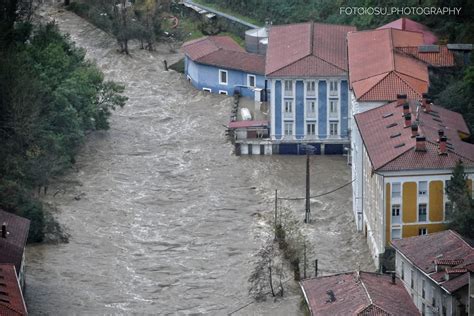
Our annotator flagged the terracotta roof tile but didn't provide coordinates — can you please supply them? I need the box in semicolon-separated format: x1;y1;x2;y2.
0;264;27;315
355;99;474;171
266;22;356;77
182;36;265;74
392;230;474;294
377;18;438;44
0;210;30;274
396;46;455;67
300;272;419;316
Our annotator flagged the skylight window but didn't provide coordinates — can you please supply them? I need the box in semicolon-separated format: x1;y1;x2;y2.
383;113;394;118
394;143;405;148
386;123;398;128
390;133;401;138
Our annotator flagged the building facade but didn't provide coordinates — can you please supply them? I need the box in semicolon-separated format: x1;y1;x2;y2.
266;22;355;155
353;96;474;268
392;230;474;316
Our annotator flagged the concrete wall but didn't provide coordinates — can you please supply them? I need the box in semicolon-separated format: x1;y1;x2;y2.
185;57;265;98
395;251;469;316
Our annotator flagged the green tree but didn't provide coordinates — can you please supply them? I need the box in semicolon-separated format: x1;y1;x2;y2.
445;161;474;238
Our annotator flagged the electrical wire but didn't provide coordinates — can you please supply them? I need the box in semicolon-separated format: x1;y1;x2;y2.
277;179;355;201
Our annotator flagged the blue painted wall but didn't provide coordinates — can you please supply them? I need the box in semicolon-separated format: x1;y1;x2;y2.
318;80;327;138
295;80;304;139
185;57;265;98
341;80;349;137
274;80;282;139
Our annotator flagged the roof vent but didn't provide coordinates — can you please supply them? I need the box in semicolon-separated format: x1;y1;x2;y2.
383;113;394;119
394;143;406;148
396;94;407;106
415;136;427;152
386;123;398;129
390;132;401;138
326;290;336;303
418;45;440;53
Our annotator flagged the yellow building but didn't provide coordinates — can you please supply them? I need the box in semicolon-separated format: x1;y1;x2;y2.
354;94;474;268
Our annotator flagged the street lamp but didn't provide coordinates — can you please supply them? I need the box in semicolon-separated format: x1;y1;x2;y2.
304;144;315;223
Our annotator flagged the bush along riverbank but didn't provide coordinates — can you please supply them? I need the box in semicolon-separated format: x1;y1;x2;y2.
0;20;127;243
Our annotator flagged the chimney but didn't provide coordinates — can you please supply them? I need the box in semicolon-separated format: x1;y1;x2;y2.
391;272;396;284
404;113;412;128
397;94;407;106
415;135;427;152
438;129;444;142
1;223;6;238
424;98;432;113
403;102;410;116
411;123;419;138
439;135;448;155
421;93;429;109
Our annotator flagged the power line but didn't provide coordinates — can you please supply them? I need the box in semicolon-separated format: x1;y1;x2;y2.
277;179;355;201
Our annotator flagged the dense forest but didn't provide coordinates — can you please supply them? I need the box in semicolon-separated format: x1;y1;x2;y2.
0;1;127;241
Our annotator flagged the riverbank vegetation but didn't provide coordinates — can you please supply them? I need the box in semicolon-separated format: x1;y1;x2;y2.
0;1;127;242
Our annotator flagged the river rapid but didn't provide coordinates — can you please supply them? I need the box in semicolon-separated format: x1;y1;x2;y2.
26;5;374;315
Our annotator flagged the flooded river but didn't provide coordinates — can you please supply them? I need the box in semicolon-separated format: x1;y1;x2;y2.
26;6;374;315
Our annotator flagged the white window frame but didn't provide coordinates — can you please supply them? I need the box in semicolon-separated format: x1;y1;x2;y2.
329;100;338;115
307;100;316;115
391;228;401;240
391;204;401;224
419;181;427;196
284;80;293;95
219;90;228;95
419;227;428;235
392;183;401;198
284;121;293;136
329;80;339;93
306;123;316;136
284;100;293;114
247;74;256;88
306;80;316;95
329;122;338;136
418;204;427;222
203;88;212;93
219;69;228;85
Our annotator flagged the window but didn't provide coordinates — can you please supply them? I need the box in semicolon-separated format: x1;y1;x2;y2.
422;303;425;316
432;287;436;307
411;270;415;289
284;122;293;136
247;75;256;88
284;80;293;95
445;201;452;218
419;181;427;195
422;279;425;299
418;204;427;222
307;123;316;136
419;227;428;235
219;70;228;85
329;80;338;94
401;261;405;280
392;205;401;224
391;228;401;240
329;100;338;115
307;100;316;115
284;100;293;114
329;122;338;136
392;183;401;198
219;90;228;95
203;88;212;93
307;81;316;95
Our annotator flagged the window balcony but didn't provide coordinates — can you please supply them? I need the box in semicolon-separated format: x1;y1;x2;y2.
306;110;317;119
284;90;293;97
283;111;293;119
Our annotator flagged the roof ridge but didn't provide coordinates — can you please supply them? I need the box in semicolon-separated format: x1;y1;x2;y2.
310;21;314;55
351;71;391;86
358;272;373;305
0;301;26;315
389;29;396;71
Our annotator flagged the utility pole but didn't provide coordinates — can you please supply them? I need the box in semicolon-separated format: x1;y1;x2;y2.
314;259;318;277
304;145;314;223
274;189;278;240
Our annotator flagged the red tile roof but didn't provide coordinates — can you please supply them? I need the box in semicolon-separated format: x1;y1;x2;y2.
348;29;430;102
377;18;438;45
396;46;455;67
392;230;474;294
265;22;356;77
182;36;265;74
0;210;30;274
300;271;419;316
0;264;27;316
354;99;474;171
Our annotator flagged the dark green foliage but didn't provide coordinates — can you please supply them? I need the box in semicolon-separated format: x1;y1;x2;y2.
445;161;474;238
0;22;127;242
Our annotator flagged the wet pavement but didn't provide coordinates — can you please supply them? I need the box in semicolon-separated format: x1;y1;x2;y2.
26;5;374;315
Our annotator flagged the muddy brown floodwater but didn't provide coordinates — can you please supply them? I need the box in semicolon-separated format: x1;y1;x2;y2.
26;5;374;315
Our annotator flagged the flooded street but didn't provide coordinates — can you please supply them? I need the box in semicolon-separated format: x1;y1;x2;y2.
26;6;374;315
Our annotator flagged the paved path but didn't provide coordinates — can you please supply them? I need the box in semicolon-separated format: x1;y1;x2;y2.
183;0;260;29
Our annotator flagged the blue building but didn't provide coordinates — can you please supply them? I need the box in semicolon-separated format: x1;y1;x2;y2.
182;36;266;100
266;22;356;155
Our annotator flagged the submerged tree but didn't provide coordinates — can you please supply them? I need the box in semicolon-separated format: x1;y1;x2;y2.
445;161;474;238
